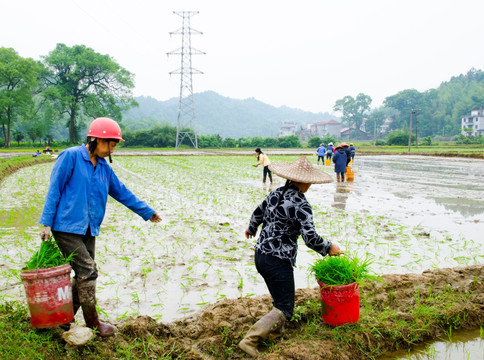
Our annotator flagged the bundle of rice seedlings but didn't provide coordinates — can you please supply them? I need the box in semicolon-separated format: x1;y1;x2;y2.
310;254;379;286
25;238;74;270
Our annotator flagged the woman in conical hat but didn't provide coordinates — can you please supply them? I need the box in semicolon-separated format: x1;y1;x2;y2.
239;156;343;357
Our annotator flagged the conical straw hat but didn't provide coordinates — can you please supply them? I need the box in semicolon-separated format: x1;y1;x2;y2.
269;156;333;184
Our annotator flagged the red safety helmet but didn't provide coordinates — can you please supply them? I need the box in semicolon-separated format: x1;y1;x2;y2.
87;117;124;141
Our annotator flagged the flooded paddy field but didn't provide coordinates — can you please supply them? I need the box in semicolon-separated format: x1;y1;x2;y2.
0;154;482;324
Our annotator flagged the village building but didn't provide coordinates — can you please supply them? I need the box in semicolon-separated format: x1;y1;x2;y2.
306;120;341;138
278;122;299;137
461;109;484;136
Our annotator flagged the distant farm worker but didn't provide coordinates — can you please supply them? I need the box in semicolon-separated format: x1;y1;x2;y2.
349;143;356;162
253;148;272;184
326;142;334;161
240;157;343;358
39;117;162;337
316;143;326;165
340;142;351;166
333;144;348;182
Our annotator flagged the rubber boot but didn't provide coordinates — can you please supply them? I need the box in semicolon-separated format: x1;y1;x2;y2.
238;308;286;358
263;176;267;184
59;278;80;331
269;174;273;183
77;279;116;337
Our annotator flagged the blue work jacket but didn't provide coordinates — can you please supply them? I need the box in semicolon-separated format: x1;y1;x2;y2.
39;145;155;236
316;146;326;156
332;149;347;173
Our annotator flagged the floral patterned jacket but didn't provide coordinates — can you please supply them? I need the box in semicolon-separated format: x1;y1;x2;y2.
247;184;332;266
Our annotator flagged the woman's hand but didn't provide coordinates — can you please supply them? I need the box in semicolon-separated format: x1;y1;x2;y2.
149;212;162;223
40;226;51;241
328;243;343;256
245;229;253;239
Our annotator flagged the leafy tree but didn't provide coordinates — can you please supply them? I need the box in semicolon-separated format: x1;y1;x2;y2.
367;107;399;145
13;130;24;145
222;137;237;148
261;137;278;148
422;136;432;146
308;136;323;148
321;135;337;146
41;43;137;143
277;135;301;148
0;48;40;147
333;93;372;137
198;134;223;148
386;130;415;146
383;89;423;132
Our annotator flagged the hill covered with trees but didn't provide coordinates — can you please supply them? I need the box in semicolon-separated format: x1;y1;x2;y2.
122;91;336;138
365;68;484;139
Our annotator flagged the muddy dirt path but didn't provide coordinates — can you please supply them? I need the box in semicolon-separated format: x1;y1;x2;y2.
100;264;484;359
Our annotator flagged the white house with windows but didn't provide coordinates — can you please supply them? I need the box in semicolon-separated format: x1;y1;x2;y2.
461;109;484;136
278;122;299;137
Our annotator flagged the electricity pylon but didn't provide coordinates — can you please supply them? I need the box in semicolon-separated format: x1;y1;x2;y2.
167;11;205;149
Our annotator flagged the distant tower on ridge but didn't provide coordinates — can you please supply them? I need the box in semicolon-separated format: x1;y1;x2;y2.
167;11;205;149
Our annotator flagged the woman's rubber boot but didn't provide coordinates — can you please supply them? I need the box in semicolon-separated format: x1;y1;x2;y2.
78;279;116;337
238;308;286;358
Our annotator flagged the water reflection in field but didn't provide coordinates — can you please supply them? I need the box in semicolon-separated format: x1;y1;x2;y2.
378;328;483;360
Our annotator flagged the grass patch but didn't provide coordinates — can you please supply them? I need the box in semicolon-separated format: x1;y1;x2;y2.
0;301;200;360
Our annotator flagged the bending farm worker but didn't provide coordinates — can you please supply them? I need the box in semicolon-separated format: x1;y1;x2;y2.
253;147;272;184
239;156;343;358
39;117;162;337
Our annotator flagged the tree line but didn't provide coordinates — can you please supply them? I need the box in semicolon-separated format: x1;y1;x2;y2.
2;43;484;148
123;125;306;148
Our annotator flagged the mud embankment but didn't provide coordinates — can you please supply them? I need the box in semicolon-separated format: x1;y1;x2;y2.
89;264;484;359
0;156;54;184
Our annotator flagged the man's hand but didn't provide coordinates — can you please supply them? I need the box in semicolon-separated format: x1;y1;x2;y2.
40;226;51;241
149;212;162;223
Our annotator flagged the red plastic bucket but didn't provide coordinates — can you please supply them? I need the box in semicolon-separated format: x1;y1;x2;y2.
317;280;359;326
20;263;74;328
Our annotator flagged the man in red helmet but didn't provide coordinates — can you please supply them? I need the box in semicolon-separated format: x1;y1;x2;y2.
39;117;162;336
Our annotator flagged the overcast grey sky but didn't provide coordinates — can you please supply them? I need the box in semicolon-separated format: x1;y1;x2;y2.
3;0;484;114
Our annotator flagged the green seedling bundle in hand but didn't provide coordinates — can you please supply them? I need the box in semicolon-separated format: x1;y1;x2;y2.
25;238;74;270
311;254;379;286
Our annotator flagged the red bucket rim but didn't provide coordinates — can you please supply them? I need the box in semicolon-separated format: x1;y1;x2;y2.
317;280;359;291
20;263;72;280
